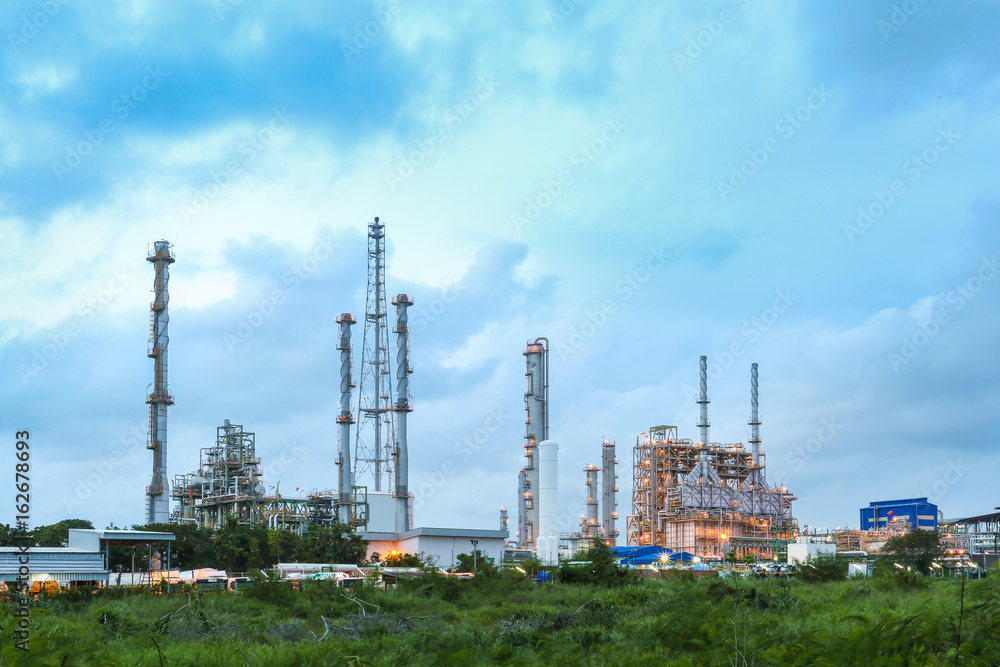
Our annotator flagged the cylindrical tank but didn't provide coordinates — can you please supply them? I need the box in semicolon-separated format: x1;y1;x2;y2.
538;439;559;565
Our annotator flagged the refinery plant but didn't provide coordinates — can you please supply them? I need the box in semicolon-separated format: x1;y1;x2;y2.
132;219;997;573
626;358;797;559
139;218;507;568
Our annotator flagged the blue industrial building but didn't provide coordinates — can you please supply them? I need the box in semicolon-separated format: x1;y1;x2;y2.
860;498;938;532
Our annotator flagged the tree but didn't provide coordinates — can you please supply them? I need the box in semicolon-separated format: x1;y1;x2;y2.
268;528;300;564
293;523;367;565
557;541;628;586
134;522;216;571
31;519;94;547
797;553;848;582
880;530;943;575
384;550;429;568
455;550;497;575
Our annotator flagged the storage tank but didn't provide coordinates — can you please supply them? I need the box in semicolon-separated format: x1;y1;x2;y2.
538;439;559;565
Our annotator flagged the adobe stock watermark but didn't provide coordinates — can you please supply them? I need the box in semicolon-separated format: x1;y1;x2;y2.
888;255;998;372
878;0;931;40
512;117;627;232
922;459;969;505
384;75;500;191
556;246;670;360
545;0;585;27
62;422;146;511
410;282;466;334
180;107;295;222
414;407;510;509
8;0;70;54
673;0;751;73
17;268;134;386
769;417;843;489
52;66;169;181
223;234;337;352
843;126;958;244
341;0;402;62
213;0;245;20
681;288;798;400
717;85;833;202
262;439;307;480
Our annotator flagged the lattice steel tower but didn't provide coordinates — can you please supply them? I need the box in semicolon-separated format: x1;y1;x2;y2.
354;218;397;494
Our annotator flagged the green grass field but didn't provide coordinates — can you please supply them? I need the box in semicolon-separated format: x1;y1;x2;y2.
2;571;998;666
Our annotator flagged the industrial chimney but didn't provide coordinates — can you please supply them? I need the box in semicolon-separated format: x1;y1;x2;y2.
145;240;174;524
335;313;356;524
696;355;710;446
392;294;413;532
749;362;761;466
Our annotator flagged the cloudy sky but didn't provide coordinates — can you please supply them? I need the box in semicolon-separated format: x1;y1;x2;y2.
1;1;997;538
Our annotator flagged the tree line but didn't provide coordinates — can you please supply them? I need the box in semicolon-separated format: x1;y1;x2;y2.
0;518;369;574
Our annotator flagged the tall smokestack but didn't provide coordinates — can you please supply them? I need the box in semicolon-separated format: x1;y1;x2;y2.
145;240;175;524
601;439;618;545
749;362;761;466
522;337;549;550
392;294;413;532
335;313;356;524
537;439;559;565
696;355;710;446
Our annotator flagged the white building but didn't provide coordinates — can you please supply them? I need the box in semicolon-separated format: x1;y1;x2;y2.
786;536;837;565
362;527;507;570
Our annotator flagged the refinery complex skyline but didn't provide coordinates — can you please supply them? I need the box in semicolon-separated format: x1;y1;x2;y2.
1;2;997;538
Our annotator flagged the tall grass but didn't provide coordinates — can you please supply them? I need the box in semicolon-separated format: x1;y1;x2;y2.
0;571;997;665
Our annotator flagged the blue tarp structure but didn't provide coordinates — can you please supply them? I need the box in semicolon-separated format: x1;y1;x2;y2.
610;546;697;566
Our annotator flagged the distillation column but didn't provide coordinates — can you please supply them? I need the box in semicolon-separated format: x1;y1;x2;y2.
146;240;175;524
696;355;710;446
392;294;413;532
522;338;549;551
335;313;356;524
583;464;600;543
601;439;618;545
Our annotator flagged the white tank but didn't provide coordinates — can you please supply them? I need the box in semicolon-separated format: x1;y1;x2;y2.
538;439;559;565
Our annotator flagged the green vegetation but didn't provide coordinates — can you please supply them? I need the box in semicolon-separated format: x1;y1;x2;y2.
880;529;945;575
797;552;849;582
3;566;997;665
0;519;94;547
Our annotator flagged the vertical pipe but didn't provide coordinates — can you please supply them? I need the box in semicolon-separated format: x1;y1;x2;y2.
146;240;174;524
392;294;413;532
749;363;761;466
696;355;710;446
336;313;356;524
517;469;527;547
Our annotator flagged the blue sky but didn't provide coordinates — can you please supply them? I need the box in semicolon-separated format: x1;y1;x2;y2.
1;0;998;536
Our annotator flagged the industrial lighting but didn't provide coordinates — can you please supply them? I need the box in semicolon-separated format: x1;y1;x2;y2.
514;566;525;574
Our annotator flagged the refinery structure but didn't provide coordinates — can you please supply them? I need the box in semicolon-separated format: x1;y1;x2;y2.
162;218;415;533
626;358;797;559
74;221;1000;572
144;219;504;567
140;219;796;564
